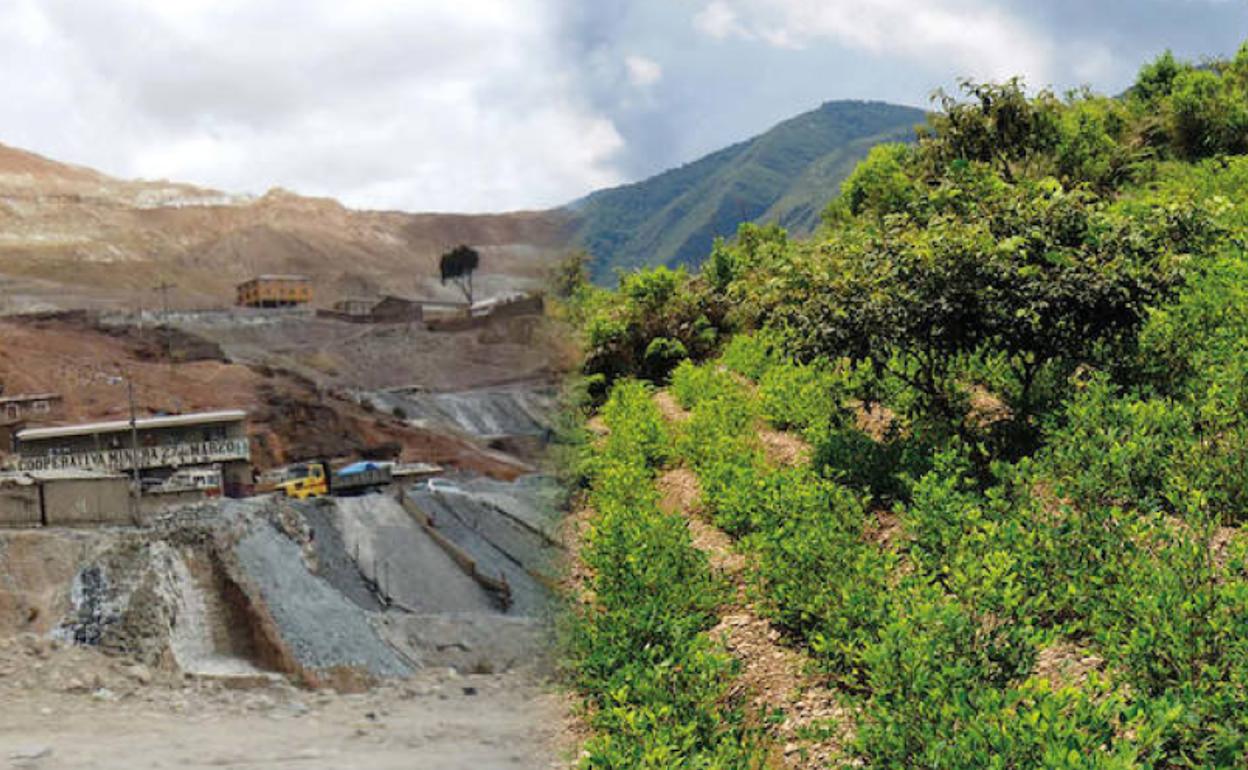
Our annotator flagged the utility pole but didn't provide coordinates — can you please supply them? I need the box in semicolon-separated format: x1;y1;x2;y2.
153;281;176;363
127;374;142;526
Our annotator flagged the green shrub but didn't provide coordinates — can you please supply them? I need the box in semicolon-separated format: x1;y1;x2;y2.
757;359;849;437
719;332;783;382
598;379;670;467
752;486;890;684
668;359;741;411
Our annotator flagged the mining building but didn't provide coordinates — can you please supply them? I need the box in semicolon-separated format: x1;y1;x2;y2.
235;274;313;308
11;410;252;497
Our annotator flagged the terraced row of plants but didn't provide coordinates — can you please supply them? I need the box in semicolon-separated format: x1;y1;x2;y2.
666;341;1248;768
563;380;766;768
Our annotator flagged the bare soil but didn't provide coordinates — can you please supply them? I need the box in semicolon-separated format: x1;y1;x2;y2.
1033;640;1105;691
757;428;811;468
0;641;564;769
0;142;571;311
651;391;690;424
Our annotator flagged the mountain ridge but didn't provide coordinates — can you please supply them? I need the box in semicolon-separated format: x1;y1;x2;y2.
564;100;927;281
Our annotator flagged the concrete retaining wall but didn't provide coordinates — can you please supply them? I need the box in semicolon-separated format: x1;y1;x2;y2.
0;478;41;528
42;475;132;527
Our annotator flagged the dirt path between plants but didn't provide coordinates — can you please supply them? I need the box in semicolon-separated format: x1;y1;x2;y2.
653;392;850;769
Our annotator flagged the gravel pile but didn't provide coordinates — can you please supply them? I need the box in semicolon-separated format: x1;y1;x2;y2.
410;489;553;616
235;521;410;679
299;501;384;612
332;495;495;614
372;385;556;438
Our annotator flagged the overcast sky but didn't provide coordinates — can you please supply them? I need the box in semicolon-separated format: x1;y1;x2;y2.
0;0;1244;212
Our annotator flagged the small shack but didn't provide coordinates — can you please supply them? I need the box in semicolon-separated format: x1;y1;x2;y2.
320;295;424;324
0;393;62;423
331;298;375;318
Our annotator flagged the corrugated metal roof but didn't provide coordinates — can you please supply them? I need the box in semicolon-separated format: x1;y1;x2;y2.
16;410;247;442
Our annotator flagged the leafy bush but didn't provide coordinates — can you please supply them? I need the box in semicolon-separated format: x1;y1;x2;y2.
718;332;783;382
668;359;741;411
578;267;726;390
753;488;891;685
756;359;849;437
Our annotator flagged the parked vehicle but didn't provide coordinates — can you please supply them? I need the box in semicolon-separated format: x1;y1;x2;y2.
161;467;223;496
142;467;224;496
332;461;393;496
424;477;462;495
268;460;393;499
272;462;329;499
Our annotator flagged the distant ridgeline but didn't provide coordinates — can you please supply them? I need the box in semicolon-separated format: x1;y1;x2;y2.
567;100;926;282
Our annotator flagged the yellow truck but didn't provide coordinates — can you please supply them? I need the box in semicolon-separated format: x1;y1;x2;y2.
272;462;329;499
264;461;392;499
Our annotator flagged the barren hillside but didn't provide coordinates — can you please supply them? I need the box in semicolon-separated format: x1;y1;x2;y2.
0;143;574;312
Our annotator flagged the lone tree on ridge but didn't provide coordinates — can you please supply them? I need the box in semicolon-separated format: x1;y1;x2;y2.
439;244;480;304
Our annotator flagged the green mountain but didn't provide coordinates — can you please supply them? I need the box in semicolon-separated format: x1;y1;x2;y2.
567;100;926;282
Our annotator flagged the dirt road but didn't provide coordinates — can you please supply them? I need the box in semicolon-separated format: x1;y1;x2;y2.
0;645;567;770
1;676;564;769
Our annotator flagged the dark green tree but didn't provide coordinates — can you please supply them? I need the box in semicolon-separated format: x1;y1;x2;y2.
439;244;480;303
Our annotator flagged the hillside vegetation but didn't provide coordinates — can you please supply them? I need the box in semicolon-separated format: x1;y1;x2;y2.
568;101;925;282
560;42;1248;768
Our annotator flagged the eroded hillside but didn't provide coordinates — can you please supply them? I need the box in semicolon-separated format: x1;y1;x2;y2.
0;143;573;312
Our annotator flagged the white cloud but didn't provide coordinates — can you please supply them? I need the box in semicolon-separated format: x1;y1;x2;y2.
0;0;625;212
693;1;752;40
625;55;664;88
692;0;1055;83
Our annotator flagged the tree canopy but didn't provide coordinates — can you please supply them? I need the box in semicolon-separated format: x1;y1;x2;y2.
439;244;480;302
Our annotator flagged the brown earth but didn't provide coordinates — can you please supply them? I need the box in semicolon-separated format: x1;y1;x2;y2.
0;142;574;314
758;429;810;468
652;391;690;424
653;465;850;769
1033;640;1106;691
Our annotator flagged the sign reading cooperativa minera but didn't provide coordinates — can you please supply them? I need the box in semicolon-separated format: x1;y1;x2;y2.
14;439;250;473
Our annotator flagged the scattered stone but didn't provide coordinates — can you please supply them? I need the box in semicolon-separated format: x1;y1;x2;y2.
8;745;52;761
462;686;477;696
126;664;152;685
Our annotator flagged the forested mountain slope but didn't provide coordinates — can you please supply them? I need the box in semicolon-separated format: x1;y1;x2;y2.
566;100;925;281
